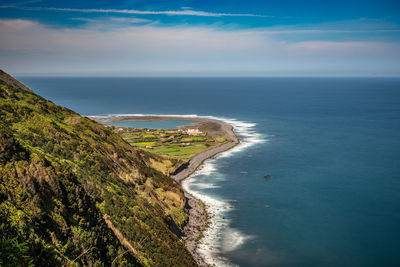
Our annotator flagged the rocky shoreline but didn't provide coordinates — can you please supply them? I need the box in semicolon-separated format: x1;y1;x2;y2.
174;120;238;266
91;115;239;266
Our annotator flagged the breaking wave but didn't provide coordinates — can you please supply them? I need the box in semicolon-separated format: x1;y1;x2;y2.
96;113;266;266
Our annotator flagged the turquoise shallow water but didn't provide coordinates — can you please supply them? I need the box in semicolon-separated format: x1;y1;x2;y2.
20;77;400;266
104;119;196;129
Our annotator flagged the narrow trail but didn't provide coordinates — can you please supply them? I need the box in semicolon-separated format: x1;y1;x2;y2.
103;215;139;256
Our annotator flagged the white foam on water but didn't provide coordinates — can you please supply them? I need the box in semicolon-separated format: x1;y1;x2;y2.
182;161;255;267
194;160;218;176
93;113;266;153
191;182;221;189
99;113;266;266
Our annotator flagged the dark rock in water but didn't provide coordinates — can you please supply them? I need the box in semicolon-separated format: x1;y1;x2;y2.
264;175;271;178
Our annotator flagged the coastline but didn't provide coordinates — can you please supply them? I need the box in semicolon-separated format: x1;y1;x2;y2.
91;115;240;266
171;118;239;267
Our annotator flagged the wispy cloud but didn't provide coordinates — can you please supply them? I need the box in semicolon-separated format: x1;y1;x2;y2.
0;5;268;17
254;29;400;34
72;17;152;25
1;18;399;76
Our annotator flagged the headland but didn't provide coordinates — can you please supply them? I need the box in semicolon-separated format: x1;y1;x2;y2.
92;115;239;266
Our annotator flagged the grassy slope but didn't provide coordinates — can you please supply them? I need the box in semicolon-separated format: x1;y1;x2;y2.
0;71;195;266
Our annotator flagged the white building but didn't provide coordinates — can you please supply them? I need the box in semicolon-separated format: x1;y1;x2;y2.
187;128;202;136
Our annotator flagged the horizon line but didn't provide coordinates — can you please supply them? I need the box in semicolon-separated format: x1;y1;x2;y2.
14;74;400;78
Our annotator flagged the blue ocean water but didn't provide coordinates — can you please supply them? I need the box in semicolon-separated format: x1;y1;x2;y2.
104;120;196;129
19;77;400;266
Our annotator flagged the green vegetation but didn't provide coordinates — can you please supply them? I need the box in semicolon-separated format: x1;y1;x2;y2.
0;70;196;266
113;127;227;169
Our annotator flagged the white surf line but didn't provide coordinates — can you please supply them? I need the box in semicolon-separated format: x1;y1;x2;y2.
93;113;266;266
89;113;264;151
178;116;265;266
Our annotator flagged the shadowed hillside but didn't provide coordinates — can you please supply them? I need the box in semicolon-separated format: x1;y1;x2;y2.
0;71;196;266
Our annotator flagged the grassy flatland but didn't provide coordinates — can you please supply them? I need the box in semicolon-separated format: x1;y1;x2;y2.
110;126;229;170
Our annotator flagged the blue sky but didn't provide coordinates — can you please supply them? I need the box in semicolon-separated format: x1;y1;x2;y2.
1;0;400;76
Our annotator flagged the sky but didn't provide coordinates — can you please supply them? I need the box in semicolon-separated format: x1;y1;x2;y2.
0;0;400;76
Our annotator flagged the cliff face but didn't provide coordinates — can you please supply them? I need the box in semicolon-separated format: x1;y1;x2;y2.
0;71;195;266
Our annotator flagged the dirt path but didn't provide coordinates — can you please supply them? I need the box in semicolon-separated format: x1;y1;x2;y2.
103;215;139;256
171;119;238;182
92;115;239;183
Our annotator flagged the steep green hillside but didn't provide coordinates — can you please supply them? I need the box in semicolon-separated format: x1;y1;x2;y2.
0;70;195;266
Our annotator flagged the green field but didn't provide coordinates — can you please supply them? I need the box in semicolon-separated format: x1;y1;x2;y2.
111;127;228;161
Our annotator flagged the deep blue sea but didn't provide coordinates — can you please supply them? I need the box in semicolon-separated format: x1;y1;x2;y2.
19;77;400;267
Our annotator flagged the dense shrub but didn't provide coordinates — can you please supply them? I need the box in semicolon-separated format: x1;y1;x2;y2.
0;72;195;266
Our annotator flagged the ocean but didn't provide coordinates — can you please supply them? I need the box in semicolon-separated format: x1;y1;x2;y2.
19;77;400;266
